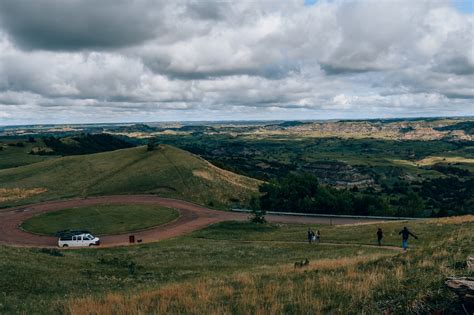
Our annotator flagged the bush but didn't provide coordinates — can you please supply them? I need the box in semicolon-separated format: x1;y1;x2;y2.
147;138;157;151
249;208;266;223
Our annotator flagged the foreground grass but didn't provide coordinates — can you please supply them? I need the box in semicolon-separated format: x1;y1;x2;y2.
67;218;474;315
0;216;472;314
0;240;386;314
21;204;179;236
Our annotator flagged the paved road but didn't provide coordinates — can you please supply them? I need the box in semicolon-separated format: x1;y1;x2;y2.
0;195;387;248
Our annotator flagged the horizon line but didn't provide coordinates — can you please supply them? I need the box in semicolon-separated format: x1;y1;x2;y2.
1;114;473;128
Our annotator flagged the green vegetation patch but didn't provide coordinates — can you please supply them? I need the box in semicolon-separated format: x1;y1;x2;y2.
39;133;135;156
0;145;260;209
0;137;55;170
21;204;179;236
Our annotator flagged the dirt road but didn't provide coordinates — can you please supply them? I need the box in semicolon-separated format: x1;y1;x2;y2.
0;195;387;248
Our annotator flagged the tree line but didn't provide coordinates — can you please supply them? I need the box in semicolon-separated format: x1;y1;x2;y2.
253;173;447;218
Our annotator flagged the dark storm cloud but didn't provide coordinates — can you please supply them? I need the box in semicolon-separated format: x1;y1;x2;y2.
444;92;474;99
145;61;300;81
432;56;474;76
0;0;161;50
320;63;378;75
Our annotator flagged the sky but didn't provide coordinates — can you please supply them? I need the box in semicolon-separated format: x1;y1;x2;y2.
0;0;472;125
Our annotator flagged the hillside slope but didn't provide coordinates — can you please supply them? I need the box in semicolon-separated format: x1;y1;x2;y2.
0;145;261;209
0;138;56;169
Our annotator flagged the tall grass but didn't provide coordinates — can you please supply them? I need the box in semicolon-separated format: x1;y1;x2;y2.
67;255;388;315
67;221;472;314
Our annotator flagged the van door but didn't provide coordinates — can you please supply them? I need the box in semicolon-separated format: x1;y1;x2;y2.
72;235;79;247
83;234;93;246
81;235;89;246
80;235;88;246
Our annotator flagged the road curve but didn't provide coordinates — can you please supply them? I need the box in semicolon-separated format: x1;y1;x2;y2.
0;195;387;248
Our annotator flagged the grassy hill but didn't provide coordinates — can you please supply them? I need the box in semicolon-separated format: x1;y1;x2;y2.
0;138;55;169
0;133;134;170
0;145;261;209
39;133;135;155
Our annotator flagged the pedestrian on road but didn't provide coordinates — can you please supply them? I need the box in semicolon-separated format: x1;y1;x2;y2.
377;228;383;246
399;226;418;251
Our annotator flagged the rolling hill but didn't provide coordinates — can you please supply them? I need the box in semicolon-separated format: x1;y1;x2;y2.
0;138;55;169
39;133;135;156
0;145;261;209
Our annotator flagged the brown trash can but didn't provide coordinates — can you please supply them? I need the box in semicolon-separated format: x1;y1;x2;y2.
129;235;135;243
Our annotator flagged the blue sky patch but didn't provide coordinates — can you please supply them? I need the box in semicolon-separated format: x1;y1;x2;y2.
452;0;474;14
304;0;318;6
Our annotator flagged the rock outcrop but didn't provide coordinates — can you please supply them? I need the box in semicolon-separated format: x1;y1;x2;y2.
445;277;474;304
446;257;474;313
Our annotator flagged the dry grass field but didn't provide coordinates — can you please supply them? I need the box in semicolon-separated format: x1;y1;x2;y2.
12;215;468;315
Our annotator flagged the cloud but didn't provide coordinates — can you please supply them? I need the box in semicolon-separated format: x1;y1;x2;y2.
0;0;164;50
0;0;472;124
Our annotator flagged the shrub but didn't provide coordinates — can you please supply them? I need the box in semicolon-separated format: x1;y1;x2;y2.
249;208;266;223
147;138;157;151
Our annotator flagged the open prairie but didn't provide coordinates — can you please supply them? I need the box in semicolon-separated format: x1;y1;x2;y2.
1;0;473;313
1;119;473;314
1;215;472;314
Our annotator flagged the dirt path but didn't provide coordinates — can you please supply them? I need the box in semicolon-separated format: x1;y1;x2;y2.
0;195;389;248
194;238;404;251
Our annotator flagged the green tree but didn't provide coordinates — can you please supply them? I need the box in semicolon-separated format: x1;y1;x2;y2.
147;138;157;151
397;192;425;217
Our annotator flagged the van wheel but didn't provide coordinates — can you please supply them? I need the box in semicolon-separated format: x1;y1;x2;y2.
89;244;94;247
62;244;68;248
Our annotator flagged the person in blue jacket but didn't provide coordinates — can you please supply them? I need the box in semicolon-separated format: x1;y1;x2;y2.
399;227;418;250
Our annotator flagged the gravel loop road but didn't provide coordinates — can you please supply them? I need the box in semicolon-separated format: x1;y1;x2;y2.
0;195;386;248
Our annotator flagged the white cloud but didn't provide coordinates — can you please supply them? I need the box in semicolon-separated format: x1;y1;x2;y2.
0;0;472;124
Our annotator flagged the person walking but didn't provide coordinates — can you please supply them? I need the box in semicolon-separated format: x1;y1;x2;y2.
316;230;321;243
376;228;383;246
307;229;313;244
398;226;418;251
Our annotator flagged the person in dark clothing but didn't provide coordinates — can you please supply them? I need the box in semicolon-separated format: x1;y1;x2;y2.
307;229;313;244
399;227;418;250
316;230;321;243
376;228;383;246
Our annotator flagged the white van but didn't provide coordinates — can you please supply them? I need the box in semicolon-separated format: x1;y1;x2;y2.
57;230;100;247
